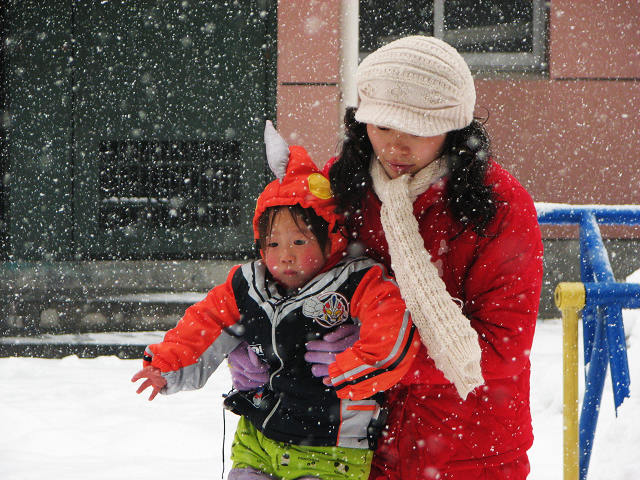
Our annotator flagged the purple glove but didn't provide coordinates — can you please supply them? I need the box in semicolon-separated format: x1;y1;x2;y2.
305;323;360;378
228;341;269;391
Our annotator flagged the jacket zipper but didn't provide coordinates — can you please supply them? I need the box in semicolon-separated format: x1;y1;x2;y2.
261;297;288;431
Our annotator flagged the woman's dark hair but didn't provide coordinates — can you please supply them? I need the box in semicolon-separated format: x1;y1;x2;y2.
329;107;497;235
442;117;497;234
256;204;330;252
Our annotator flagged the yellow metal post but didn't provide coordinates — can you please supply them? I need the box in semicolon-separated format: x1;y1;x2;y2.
555;282;586;480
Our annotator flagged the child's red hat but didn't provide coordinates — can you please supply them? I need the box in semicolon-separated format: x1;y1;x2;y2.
253;122;347;264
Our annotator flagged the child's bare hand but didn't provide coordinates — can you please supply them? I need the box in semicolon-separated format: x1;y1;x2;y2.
131;366;167;401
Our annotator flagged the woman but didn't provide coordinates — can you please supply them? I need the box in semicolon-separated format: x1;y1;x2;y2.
320;36;543;480
233;36;543;479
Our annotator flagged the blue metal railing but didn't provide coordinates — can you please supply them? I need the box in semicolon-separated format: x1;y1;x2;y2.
536;203;640;480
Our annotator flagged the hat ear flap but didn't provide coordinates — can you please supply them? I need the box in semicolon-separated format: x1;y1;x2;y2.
264;120;290;182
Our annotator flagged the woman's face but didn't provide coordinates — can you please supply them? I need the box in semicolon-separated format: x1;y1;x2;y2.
366;124;447;179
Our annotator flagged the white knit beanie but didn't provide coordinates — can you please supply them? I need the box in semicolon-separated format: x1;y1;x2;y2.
355;36;476;137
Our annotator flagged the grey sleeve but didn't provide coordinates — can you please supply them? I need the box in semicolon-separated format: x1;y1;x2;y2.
161;331;242;394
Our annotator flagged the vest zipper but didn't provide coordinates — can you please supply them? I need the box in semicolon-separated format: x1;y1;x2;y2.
262;297;288;431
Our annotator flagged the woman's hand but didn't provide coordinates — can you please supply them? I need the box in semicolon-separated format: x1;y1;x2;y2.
131;366;167;401
305;323;360;380
228;341;269;391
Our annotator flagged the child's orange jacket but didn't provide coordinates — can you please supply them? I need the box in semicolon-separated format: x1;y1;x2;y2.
144;255;419;449
143;144;418;449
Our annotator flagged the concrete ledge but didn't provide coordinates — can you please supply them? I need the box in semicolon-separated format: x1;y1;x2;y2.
0;331;164;358
0;259;241;294
2;238;639;337
0;259;242;335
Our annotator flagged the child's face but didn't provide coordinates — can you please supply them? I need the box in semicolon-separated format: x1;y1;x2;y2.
367;124;446;178
263;209;329;290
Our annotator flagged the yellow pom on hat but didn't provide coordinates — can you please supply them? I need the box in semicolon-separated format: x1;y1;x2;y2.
308;173;332;200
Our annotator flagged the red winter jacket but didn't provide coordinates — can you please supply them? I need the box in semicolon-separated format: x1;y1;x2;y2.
327;159;543;477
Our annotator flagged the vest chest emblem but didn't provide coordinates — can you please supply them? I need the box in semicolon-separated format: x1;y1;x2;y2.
302;292;349;328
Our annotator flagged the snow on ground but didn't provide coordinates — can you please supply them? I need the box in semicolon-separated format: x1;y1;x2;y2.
1;274;639;479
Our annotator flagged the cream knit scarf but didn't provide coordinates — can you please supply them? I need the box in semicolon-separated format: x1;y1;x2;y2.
370;157;484;399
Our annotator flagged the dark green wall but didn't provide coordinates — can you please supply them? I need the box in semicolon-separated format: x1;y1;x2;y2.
3;0;277;261
4;1;74;260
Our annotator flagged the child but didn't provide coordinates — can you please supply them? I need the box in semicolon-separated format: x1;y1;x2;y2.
131;122;419;480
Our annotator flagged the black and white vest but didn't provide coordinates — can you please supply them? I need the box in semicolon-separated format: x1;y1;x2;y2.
224;256;386;449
